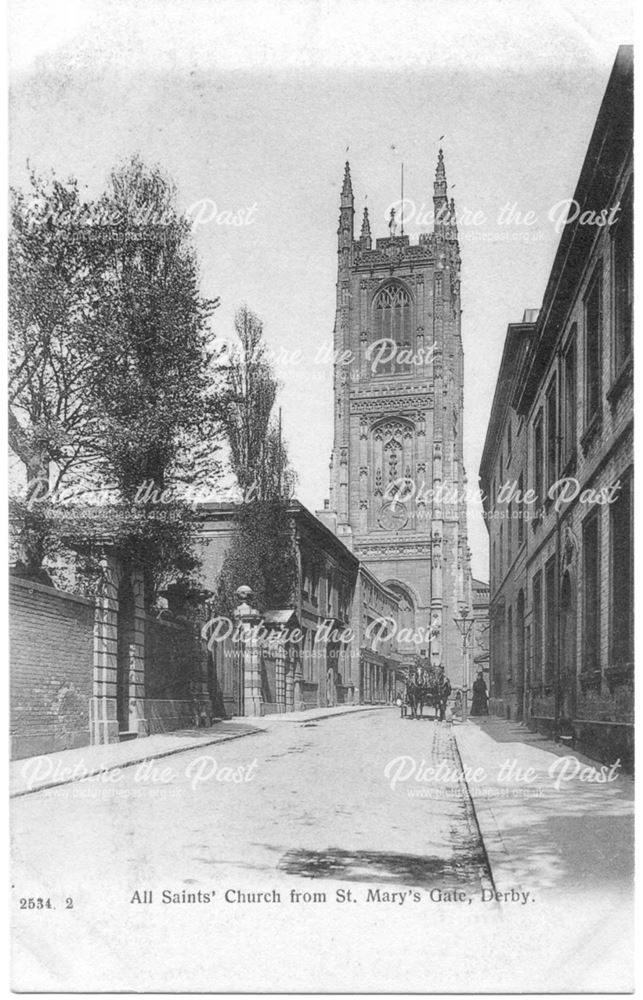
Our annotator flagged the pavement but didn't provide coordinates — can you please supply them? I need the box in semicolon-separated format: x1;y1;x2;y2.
10;703;388;797
453;716;634;898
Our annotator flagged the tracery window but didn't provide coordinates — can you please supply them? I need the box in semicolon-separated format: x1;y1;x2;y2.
372;284;413;375
370;418;415;529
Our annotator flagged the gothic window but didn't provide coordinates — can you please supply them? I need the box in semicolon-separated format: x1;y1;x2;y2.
369;418;415;528
372;283;413;375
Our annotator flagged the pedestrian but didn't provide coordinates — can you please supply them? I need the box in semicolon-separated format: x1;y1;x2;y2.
470;671;489;716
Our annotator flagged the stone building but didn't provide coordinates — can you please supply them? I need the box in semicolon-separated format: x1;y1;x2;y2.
195;500;403;716
353;564;406;704
480;311;537;721
479;47;633;765
326;153;473;691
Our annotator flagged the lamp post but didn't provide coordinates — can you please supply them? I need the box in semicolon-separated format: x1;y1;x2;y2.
453;607;475;719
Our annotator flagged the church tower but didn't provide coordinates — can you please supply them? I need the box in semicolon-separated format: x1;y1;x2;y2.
328;152;473;683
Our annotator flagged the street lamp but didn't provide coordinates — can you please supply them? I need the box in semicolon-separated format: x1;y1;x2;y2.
453;607;475;719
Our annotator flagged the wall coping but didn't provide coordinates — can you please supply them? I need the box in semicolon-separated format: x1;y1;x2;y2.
9;575;94;608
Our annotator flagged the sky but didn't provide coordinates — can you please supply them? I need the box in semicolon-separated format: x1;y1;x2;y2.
9;0;633;580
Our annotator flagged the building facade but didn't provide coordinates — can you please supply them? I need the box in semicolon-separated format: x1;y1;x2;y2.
196;500;403;716
480;47;633;765
480;312;537;721
327;153;473;690
354;564;406;704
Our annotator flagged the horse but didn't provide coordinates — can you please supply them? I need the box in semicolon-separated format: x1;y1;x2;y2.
404;668;432;720
402;667;452;721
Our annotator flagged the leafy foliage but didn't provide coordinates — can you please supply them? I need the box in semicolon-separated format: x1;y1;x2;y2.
9;157;223;598
214;305;299;614
83;157;221;500
9;170;102;485
213;499;298;617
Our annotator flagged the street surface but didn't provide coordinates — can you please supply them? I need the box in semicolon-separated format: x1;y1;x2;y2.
11;709;633;992
13;709;489;895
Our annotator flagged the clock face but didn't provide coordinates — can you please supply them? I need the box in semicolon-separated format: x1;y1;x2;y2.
378;500;409;531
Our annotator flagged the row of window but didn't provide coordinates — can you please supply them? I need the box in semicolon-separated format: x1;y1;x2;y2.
490;183;632;582
492;472;632;696
531;473;633;682
533;184;632;503
301;561;350;619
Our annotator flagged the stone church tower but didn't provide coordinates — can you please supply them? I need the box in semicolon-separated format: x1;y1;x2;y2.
328;153;473;684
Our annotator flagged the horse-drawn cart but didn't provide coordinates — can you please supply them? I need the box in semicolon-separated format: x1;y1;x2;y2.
399;665;451;721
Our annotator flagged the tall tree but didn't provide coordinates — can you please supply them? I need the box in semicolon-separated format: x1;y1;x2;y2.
9;157;224;593
9;171;100;485
214;305;298;615
86;156;221;500
8;170;104;573
223;306;281;497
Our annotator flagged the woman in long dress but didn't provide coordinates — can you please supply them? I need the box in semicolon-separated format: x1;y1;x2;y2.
470;672;489;716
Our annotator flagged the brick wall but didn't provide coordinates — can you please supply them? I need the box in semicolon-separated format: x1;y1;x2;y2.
10;577;94;759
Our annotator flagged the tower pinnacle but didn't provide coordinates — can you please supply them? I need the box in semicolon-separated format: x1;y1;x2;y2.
360;205;372;248
433;148;448;232
338;161;354;251
449;197;458;239
341;161;353;206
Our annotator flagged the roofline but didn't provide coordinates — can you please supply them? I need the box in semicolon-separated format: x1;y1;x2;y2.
358;562;401;606
478;320;536;489
516;45;633;414
195;497;360;569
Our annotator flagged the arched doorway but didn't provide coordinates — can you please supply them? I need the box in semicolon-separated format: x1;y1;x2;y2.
560;570;577;721
116;574;136;733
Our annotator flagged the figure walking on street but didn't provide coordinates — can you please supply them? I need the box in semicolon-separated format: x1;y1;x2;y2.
470;671;489;716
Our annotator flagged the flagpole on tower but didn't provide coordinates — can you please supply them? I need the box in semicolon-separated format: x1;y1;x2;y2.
401;162;404;237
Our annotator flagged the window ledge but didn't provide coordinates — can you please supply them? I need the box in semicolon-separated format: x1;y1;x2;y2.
606;356;633;411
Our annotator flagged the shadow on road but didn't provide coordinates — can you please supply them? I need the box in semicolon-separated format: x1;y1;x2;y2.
161;721;263;739
279;846;488;888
